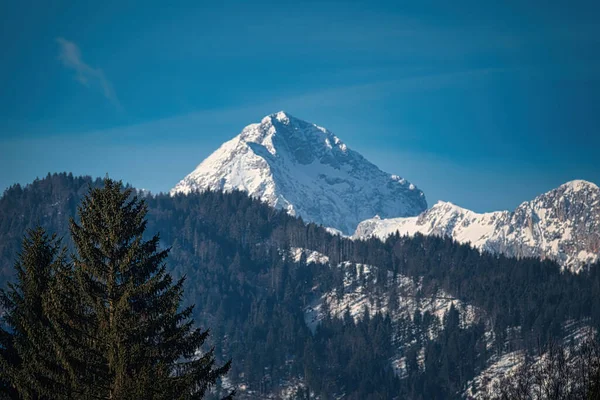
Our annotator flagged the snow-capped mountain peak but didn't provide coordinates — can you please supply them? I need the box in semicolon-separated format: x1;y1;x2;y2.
354;180;600;272
170;112;427;234
560;179;598;194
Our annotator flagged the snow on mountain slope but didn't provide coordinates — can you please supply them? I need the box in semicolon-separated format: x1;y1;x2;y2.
284;247;330;265
170;111;427;234
354;201;508;248
302;258;484;380
305;261;480;331
354;180;600;272
465;321;595;399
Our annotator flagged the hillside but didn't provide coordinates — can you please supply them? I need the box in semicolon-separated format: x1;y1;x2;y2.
2;173;600;399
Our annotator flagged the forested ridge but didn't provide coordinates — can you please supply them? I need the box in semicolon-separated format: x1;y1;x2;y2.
0;177;231;399
2;173;600;399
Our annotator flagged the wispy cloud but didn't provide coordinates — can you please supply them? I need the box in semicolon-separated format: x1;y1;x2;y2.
5;66;507;141
56;38;122;110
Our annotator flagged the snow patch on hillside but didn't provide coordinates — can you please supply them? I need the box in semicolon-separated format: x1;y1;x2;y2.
286;247;330;265
465;321;596;399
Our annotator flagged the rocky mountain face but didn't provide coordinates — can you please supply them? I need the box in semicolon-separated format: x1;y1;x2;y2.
354;180;600;272
170;111;427;234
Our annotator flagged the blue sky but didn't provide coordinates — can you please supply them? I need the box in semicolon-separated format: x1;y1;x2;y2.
1;0;599;212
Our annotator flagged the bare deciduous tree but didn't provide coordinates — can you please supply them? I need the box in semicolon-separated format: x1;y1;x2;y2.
481;337;600;400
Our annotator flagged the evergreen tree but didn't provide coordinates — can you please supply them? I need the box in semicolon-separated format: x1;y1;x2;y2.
0;227;71;399
0;328;16;399
0;312;18;399
64;178;232;399
5;173;600;398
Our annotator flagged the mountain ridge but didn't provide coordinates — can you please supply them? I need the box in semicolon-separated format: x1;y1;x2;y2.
354;179;600;272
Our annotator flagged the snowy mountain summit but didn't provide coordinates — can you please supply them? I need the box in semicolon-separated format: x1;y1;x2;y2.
354;180;600;272
170;111;427;234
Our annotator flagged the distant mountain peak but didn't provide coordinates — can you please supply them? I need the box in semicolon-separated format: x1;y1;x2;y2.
355;180;600;272
237;110;349;165
171;112;427;234
257;111;292;128
270;110;293;123
559;179;599;193
432;200;463;210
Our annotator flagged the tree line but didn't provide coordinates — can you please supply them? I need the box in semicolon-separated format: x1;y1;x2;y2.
2;173;600;398
0;178;231;399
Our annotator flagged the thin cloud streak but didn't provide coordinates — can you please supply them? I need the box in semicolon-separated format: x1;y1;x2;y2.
2;66;511;142
56;38;122;110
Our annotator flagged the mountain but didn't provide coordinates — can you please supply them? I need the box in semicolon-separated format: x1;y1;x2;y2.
3;173;600;399
354;180;600;272
170;111;427;234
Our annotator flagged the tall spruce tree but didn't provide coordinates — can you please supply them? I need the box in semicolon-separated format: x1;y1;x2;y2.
66;178;232;399
0;317;17;399
0;227;71;399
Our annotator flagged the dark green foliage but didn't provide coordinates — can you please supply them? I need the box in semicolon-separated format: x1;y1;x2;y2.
399;306;487;399
307;312;398;399
0;227;71;399
62;178;232;399
0;173;103;281
0;178;232;399
2;173;600;399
